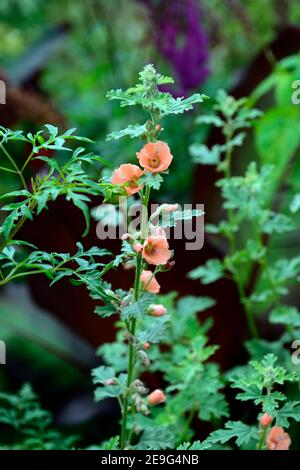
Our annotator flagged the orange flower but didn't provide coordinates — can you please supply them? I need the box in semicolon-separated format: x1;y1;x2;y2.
266;426;291;450
136;141;173;173
148;304;167;317
260;413;273;428
142;235;171;265
140;270;160;294
111;163;143;196
147;389;166;405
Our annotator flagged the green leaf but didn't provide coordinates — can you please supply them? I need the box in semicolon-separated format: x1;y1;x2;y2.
66;192;91;237
92;367;127;401
139;172;163;190
275;401;300;427
99;436;120;450
106;123;148;141
177;440;212;450
137;316;170;344
189;144;221;165
135;426;174;450
270;305;300;327
121;293;155;321
195;114;224;127
94;304;117;318
290;193;300;213
188;259;224;284
255;107;300;182
207;421;257;447
160;209;204;228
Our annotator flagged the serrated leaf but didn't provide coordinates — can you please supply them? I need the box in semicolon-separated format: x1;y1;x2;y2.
188;259;224;284
95;304;117;318
207;421;257;447
189;143;221;165
275;401;300;427
139;172;163;190
135;426;174;450
106;123;147;141
121;293;155;320
161;209;204;228
270;305;300;327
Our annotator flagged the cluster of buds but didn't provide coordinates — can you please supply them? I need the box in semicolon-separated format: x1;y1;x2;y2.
131;380;150;416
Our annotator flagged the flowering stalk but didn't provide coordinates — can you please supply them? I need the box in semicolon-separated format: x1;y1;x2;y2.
107;65;205;449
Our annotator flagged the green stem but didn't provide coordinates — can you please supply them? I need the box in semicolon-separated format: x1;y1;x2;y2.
0;270;43;286
223;131;258;338
252;222;294;340
179;407;195;444
120;183;151;449
21;151;34;173
0;201;37;253
257;425;268;450
0;166;17;174
120;254;142;449
0;143;28;190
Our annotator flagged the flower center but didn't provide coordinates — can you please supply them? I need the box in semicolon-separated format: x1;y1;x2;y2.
144;242;154;254
149;152;160;169
129;177;139;188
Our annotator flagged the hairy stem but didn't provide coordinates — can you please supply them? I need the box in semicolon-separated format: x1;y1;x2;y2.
120;185;151;449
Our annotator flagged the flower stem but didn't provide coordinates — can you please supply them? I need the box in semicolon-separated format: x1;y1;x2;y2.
257;425;268;450
223;131;258;338
120;182;151;449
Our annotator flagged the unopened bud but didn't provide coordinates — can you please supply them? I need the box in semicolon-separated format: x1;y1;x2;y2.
143;342;150;350
121;233;133;241
164;260;176;271
133;243;143;254
147;389;166;406
155;124;161;132
260;413;273;428
148;304;167;317
137;349;150;367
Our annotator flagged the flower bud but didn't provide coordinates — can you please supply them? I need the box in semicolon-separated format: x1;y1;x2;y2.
137;349;150;367
163;260;176;271
260;413;273;428
148;304;167;317
121;233;133;241
143;342;150;350
155;124;161;132
147;389;166;406
133;243;143;254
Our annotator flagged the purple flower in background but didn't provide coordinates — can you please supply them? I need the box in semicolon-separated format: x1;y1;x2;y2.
139;0;209;96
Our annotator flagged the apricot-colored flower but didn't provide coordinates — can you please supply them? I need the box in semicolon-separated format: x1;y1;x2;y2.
142;235;171;265
260;413;273;428
148;304;167;317
136;141;173;173
140;270;160;294
266;426;291;450
147;389;166;405
111;163;143;196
